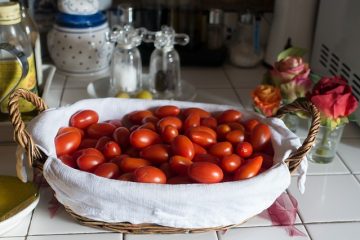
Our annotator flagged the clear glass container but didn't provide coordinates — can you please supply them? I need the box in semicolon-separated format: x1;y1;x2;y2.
108;25;144;95
145;26;189;99
207;9;224;50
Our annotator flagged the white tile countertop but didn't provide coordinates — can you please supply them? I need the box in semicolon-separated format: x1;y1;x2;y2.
1;64;360;240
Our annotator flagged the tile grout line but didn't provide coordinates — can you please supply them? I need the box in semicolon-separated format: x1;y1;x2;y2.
302;224;314;240
24;209;35;239
336;152;356;176
221;66;244;107
59;77;69;107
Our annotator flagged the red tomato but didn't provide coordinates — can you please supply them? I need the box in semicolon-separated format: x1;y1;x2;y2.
138;122;156;131
157;116;182;131
69;110;99;129
225;130;245;144
187;130;216;147
55;131;81;156
227;122;245;132
193;143;207;155
77;154;105;172
183;108;210;118
233;155;263;180
251;124;271;151
94;163;120;179
200;117;217;129
72;148;105;161
102;141;121;159
125;147;140;157
87;123;116;139
183;113;200;131
113;127;130;149
216;124;231;140
109;154;129;168
129;125;140;132
244;119;260;133
187;126;217;139
117;172;134;181
95;136;112;151
130;128;161;149
236;142;253;158
169;155;193;176
188;162;224;184
142;116;159;125
154;105;180;118
79;138;97;149
220;154;242;173
161;125;179;143
167;176;192;184
193;154;219;164
139;144;170;164
217;109;242;124
171;135;195;160
119;157;151;173
57;127;84;138
128;110;154;124
134;166;167;184
208;142;233;158
58;154;77;168
105;119;123;128
252;153;273;170
159;162;174;178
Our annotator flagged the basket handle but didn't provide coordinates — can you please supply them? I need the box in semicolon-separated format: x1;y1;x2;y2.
8;88;48;167
275;99;320;173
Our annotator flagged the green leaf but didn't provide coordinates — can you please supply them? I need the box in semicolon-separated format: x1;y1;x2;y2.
277;47;307;61
310;72;322;84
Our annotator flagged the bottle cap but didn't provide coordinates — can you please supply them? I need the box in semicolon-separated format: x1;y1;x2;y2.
0;2;21;25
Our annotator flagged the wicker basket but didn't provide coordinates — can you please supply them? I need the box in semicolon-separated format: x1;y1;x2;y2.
8;88;320;234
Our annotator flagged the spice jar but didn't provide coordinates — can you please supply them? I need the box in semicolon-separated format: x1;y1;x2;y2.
145;26;189;99
108;25;145;95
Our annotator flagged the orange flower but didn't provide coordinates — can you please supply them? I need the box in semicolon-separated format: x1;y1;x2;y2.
252;85;282;117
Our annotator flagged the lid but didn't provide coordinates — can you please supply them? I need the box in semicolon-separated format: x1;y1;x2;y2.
108;24;145;49
209;9;223;25
144;26;189;51
0;2;21;25
56;12;106;28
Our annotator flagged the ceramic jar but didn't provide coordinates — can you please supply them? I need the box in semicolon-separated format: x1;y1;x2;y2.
58;0;99;15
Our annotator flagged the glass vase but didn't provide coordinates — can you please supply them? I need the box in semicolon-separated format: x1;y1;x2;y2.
308;124;345;164
282;113;299;133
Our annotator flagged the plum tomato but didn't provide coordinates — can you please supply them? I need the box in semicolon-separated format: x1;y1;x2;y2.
167;176;192;184
105;119;123;128
119;157;151;173
200;117;217;129
134;166;167;184
55;131;81;156
159;162;174;178
187;130;216;147
169;155;193;176
142;116;159;125
109;154;129;168
128;110;154;124
252;153;273;170
193;142;207;155
216;124;231;140
78;138;98;149
129;128;161;149
139;144;170;164
77;154;105;172
244;119;260;133
113;127;130;149
171;135;195;160
154;105;180;118
183;113;200;131
69;110;99;129
188;162;224;184
87;123;116;139
138;122;156;131
94;163;120;179
225;130;245;144
217;109;242;124
251;124;271;151
227;122;245;132
208;142;233;158
125;147;140;157
157;116;182;131
102;141;121;159
57;127;84;138
117;172;134;181
95;136;112;151
236;142;253;158
58;154;77;168
187;126;217;139
72;148;105;162
233;155;263;180
183;107;210;118
220;154;242;173
192;154;219;164
161;125;179;143
129;125;140;132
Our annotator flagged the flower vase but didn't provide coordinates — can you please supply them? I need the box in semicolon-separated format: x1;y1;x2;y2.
308;124;345;164
282;113;299;133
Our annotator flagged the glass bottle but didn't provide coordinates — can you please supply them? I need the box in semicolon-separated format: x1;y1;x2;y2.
145;26;189;99
207;9;224;50
108;25;144;95
0;2;38;121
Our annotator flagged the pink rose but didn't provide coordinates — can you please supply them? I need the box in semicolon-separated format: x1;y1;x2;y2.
308;76;359;119
271;56;310;84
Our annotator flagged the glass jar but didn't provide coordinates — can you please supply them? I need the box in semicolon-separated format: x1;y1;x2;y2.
0;2;38;121
109;25;144;95
308;124;345;164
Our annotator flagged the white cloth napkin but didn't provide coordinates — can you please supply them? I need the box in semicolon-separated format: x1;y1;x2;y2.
27;98;307;228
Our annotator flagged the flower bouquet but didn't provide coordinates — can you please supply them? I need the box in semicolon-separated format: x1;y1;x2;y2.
307;76;358;163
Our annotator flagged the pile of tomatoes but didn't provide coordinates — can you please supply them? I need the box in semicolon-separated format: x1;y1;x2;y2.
55;105;274;184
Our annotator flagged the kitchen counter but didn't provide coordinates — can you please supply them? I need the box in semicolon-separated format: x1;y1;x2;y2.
1;65;360;240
